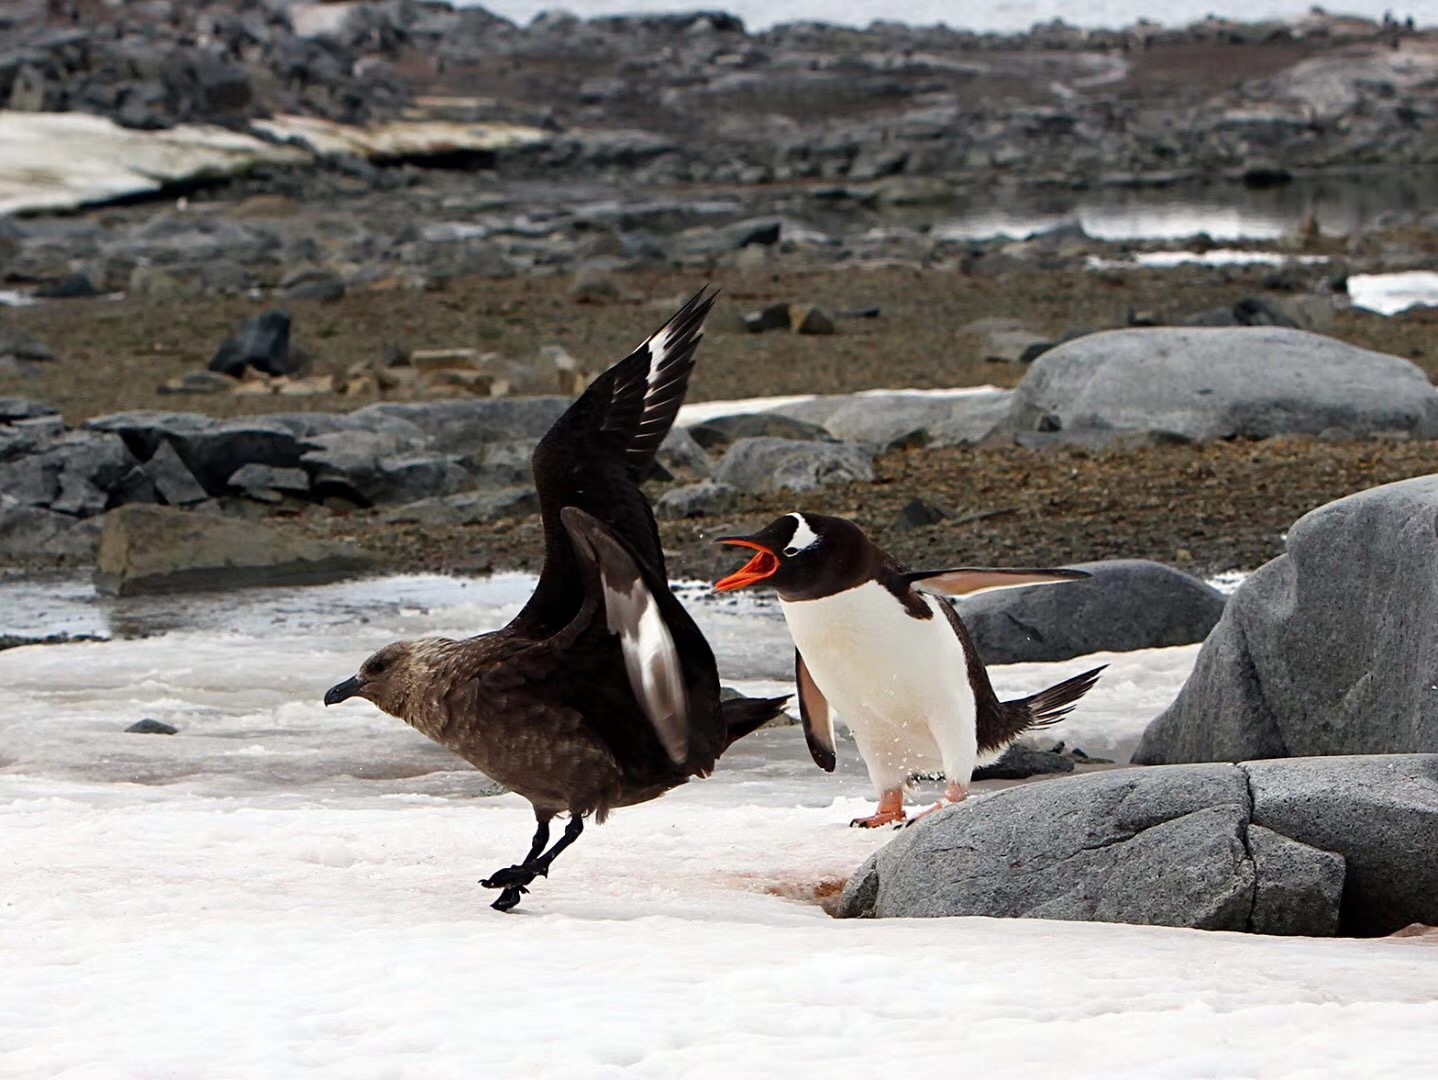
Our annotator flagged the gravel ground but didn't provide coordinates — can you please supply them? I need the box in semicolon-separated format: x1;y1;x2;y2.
6;263;1438;579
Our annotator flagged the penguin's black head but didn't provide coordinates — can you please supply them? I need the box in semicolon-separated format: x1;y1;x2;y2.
714;512;874;601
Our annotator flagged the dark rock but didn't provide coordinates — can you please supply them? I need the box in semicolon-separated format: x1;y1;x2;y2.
279;267;345;303
1245;756;1438;936
656;481;738;519
1245;824;1344;937
654;425;710;480
0;398;58;423
126;718;179;735
0;499;102;561
714;437;873;494
1134;478;1438;764
87;412;307;495
959;559;1228;665
971;742;1075;780
893;497;950;530
687;413;832;450
228;463;310;495
34;271;99;299
143;441;207;506
740;303;791;333
208;310;295;378
95;505;375;596
301;430;470;506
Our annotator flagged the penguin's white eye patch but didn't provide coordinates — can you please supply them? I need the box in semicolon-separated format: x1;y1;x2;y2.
785;513;820;554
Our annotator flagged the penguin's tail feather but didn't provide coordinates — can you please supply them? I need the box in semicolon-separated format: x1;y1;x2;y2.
720;694;791;750
1002;665;1106;733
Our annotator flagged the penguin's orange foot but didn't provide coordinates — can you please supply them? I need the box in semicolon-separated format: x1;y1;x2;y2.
849;789;907;829
849;808;908;829
907;783;969;826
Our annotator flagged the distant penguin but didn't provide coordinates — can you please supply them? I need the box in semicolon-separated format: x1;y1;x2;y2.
716;512;1104;827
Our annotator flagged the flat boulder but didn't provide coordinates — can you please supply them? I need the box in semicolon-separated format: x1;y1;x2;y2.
95;505;375;595
840;764;1257;930
1002;327;1438;442
714;437;872;494
1135;477;1438;765
959;559;1227;664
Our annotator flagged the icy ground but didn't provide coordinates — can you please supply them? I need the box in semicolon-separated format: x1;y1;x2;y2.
3;574;1437;1078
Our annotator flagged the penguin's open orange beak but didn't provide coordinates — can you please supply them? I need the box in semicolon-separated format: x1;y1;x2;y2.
715;538;780;592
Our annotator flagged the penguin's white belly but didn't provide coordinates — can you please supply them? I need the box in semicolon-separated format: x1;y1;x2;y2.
779;581;975;773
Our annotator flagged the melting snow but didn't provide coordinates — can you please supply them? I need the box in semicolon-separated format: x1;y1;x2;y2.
3;573;1434;1077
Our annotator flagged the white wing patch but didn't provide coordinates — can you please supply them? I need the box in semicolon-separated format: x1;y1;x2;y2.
786;513;820;553
600;571;690;766
643;327;676;391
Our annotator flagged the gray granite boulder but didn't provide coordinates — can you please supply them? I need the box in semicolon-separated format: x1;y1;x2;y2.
960;559;1227;664
1244;755;1438;936
0;498;102;561
657;481;738;519
1002;327;1438;442
654;425;711;479
303;435;472;507
0;398;58;423
841;764;1256;930
353;398;569;455
714;437;872;494
842;755;1438;935
1245;824;1344;937
86;412;307;494
1135;477;1438;765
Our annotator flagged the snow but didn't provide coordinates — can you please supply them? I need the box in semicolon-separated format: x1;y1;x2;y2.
676;386;1005;427
3;573;1435;1077
0;112;310;216
1348;271;1438;316
1087;249;1330;270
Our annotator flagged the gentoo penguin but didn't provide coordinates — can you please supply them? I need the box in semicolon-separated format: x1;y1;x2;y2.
715;512;1104;827
325;290;787;911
